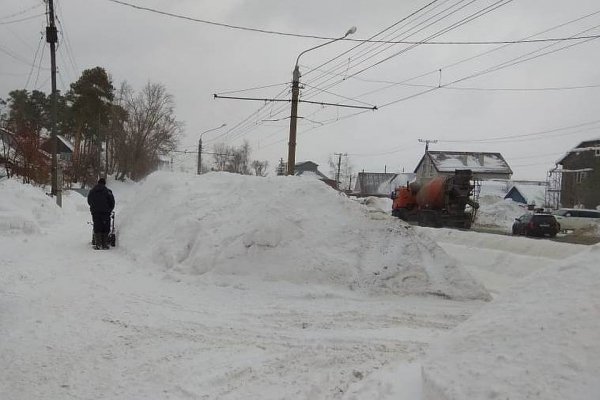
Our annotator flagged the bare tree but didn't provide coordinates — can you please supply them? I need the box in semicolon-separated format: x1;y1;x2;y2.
251;160;269;176
115;82;181;180
211;141;266;176
328;154;354;190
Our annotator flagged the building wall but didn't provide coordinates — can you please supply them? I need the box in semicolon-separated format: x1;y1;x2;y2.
560;147;600;208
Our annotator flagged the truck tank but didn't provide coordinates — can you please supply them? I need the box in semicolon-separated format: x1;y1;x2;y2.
392;169;478;228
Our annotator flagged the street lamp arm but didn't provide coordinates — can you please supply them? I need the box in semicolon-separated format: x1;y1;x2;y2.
294;26;357;68
200;123;227;138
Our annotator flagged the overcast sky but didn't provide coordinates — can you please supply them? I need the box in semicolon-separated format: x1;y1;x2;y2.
2;0;600;180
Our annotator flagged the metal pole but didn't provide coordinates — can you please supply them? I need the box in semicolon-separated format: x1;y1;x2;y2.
287;66;300;176
287;27;356;177
336;152;342;188
47;0;60;205
197;137;202;175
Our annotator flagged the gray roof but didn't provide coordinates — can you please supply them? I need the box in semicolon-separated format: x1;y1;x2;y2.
294;161;331;181
354;172;398;195
416;151;513;175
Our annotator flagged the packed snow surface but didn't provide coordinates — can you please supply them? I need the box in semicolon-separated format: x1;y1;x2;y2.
1;174;597;400
422;244;600;400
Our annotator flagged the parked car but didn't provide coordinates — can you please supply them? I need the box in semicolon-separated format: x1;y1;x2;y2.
552;208;600;231
512;213;560;237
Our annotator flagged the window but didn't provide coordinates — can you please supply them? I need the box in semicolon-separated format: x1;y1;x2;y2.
595;149;600;157
576;171;588;183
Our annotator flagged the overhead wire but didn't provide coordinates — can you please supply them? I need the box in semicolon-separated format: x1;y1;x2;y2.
105;0;600;46
354;8;600;99
24;32;45;89
216;0;456;145
55;0;80;79
258;0;513;139
0;3;43;20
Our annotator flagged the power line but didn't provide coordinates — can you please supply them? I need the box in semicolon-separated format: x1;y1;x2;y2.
215;82;290;96
0;3;43;21
55;0;79;79
0;13;46;25
224;0;470;145
105;0;600;46
24;32;45;89
213;94;377;110
438;120;600;143
353;8;600;99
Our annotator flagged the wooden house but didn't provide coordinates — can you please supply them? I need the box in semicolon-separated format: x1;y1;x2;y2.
556;139;600;208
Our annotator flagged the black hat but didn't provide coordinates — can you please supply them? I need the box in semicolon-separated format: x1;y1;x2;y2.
98;178;106;185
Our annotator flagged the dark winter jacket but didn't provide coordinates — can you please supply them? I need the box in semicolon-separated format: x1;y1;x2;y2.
87;184;115;213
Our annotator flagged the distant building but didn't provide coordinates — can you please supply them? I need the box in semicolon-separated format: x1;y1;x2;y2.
294;161;337;188
354;172;415;197
504;183;547;207
556;139;600;208
40;134;74;162
414;151;513;183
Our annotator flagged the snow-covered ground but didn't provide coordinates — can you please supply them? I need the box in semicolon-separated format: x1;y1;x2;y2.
0;173;597;399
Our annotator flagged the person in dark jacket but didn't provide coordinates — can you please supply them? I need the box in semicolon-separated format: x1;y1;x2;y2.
87;178;115;249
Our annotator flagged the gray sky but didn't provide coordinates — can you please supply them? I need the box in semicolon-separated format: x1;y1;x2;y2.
2;0;600;180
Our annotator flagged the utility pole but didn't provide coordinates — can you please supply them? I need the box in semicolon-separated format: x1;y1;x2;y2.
197;137;202;175
334;152;347;189
287;67;300;176
418;138;438;152
46;0;60;205
197;123;226;175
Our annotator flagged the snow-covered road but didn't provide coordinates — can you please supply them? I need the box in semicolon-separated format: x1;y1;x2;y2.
1;175;594;399
1;197;477;399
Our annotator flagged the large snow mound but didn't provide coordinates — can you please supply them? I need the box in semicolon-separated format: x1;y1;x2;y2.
0;179;62;235
474;195;525;230
422;244;600;399
119;171;490;300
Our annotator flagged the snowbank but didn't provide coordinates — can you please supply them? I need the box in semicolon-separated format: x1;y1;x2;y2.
474;195;525;230
119;171;490;300
0;179;62;235
422;244;600;399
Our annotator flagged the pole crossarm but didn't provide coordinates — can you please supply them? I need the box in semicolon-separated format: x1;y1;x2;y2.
214;94;377;110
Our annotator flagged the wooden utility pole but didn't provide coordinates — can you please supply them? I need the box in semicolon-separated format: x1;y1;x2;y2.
334;152;347;189
47;0;61;206
287;66;300;176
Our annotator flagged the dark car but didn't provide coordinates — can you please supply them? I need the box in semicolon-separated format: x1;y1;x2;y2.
512;213;560;237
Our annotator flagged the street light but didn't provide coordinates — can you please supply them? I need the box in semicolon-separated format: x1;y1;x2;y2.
198;123;227;175
287;26;357;176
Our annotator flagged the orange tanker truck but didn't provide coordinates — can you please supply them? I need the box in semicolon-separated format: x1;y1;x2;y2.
391;169;479;229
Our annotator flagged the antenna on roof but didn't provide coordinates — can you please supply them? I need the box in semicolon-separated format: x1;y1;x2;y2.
418;138;438;152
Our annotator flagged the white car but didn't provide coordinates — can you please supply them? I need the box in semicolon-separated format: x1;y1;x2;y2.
552;208;600;231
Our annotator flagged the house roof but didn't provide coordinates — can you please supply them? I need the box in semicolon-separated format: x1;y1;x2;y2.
294;161;330;181
354;172;398;195
505;184;546;206
415;151;513;175
56;135;74;152
556;138;600;165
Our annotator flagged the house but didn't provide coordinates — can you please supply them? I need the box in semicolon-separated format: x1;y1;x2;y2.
294;161;337;188
556;139;600;208
504;183;547;207
354;172;416;197
414;151;513;183
40;134;74;161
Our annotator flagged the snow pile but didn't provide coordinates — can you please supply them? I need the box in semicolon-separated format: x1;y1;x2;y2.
119;171;490;300
0;179;62;235
422;244;600;400
479;179;509;197
474;195;525;230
